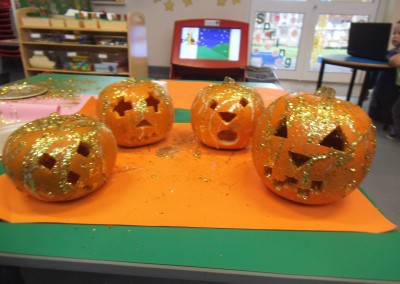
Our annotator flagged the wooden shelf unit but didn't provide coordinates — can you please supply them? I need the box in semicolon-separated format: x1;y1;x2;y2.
15;7;148;78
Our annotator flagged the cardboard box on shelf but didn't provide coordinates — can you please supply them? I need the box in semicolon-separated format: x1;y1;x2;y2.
50;18;65;28
21;16;50;27
64;18;83;28
82;19;99;29
98;20;127;31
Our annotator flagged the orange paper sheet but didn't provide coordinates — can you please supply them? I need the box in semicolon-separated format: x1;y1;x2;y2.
0;122;396;233
0;82;396;233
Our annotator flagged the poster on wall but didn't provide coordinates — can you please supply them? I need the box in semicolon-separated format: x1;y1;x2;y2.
250;12;303;71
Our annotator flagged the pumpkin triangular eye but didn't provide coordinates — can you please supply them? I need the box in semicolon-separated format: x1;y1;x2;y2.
289;151;311;168
274;118;287;138
320;126;346;151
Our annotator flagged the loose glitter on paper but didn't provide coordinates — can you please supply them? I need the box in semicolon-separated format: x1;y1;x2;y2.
0;78;100;125
156;146;179;158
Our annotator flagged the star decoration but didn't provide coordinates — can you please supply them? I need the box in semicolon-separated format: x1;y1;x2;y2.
153;0;239;10
183;0;193;7
164;0;174;11
217;0;227;6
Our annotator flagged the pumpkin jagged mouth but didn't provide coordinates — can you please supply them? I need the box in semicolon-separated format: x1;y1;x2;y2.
130;132;158;142
217;129;238;144
264;166;324;200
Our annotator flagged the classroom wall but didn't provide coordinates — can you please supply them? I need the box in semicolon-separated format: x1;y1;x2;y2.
93;0;397;69
382;0;400;25
93;0;251;67
375;0;400;50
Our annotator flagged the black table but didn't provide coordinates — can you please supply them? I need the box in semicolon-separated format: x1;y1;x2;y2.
316;54;394;106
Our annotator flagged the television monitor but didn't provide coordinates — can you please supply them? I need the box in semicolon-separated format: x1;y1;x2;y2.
347;22;392;62
170;19;249;81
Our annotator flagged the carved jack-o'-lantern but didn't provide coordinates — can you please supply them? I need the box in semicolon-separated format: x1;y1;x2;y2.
2;114;118;202
252;87;376;205
96;78;174;147
191;77;265;149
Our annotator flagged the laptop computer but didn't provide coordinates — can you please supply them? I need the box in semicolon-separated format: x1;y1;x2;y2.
347;22;392;62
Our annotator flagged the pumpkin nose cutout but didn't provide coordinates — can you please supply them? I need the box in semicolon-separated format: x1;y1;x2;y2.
289;151;311;168
136;119;152;127
219;112;236;123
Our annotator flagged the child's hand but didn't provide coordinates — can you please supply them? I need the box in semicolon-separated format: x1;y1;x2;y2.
389;52;400;67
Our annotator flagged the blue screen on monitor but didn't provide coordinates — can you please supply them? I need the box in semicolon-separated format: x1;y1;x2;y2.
179;27;241;61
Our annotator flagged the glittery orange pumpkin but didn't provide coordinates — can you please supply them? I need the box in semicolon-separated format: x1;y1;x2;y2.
191;77;265;149
2;113;118;202
96;78;174;147
252;87;376;205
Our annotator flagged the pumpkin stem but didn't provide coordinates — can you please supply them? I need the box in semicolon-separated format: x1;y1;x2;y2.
223;76;236;85
315;86;336;99
126;77;138;84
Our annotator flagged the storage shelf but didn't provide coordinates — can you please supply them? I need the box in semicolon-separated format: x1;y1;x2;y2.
20;42;128;49
26;67;129;76
20;26;127;33
16;7;148;78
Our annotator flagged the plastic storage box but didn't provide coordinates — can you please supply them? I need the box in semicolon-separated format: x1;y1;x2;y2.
58;51;93;72
93;35;127;46
93;52;128;73
50;18;65;28
28;50;58;69
28;31;61;43
60;33;95;45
